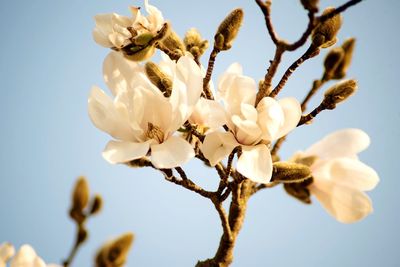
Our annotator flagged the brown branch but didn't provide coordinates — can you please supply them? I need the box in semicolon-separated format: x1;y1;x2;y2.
203;47;219;100
301;78;327;111
285;11;316;51
319;0;363;23
251;181;280;195
297;102;328;126
269;46;320;98
255;0;279;45
256;46;285;105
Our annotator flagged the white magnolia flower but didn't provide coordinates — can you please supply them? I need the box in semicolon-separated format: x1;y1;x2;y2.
201;63;302;183
93;0;164;49
0;243;60;267
89;52;203;168
296;129;379;223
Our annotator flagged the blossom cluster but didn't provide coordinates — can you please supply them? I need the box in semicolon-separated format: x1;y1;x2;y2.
89;0;379;223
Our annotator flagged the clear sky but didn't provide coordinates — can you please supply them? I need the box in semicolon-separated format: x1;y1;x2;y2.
0;0;399;266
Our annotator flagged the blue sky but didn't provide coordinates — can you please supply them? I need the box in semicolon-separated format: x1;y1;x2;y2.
0;0;399;266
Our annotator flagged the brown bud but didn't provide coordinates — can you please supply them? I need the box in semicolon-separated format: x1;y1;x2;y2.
323;47;344;80
123;45;156;62
214;8;244;51
77;226;88;243
95;233;134;267
90;195;103;215
300;0;319;12
323;79;358;109
144;62;172;96
184;28;209;58
271;162;312;183
332;38;356;79
72;177;90;212
312;7;342;48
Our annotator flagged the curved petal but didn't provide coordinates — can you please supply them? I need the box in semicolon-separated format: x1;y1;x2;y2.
217;63;243;100
224;75;257;115
102;140;151;164
189;98;227;132
305;129;370;159
10;245;43;267
93;28;112;48
103;51;141;96
275;97;302;139
256;97;284;141
236;144;272;184
328;158;379;191
310;179;373;223
88;86;135;141
93;14;113;47
151;136;194;168
231;115;261;145
144;0;164;33
201;132;239;166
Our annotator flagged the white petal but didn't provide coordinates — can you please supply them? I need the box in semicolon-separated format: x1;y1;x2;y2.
231;115;262;145
103;51;141;96
93;14;113;47
10;245;37;266
240;103;258;122
223;75;257;115
144;0;164;32
88;86;134;141
93;28;113;48
275;97;302;139
236;144;272;183
218;63;243;99
256;97;284;141
151;136;194;168
327;157;379;191
0;243;15;263
305;129;370;159
201;132;239;166
102;140;151;164
189;98;227;132
310;179;373;223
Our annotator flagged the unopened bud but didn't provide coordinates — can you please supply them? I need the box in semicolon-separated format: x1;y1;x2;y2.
312;7;342;48
95;233;134;267
72;177;89;212
184;28;209;58
271;162;312;183
145;62;172;96
214;8;244;51
160;29;186;57
284;179;313;204
300;0;319;12
90;195;103;215
323;79;357;109
323;47;344;80
332;38;356;79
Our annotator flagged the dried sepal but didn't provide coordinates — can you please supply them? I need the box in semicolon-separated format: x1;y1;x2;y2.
271;162;312;183
312;7;342;48
214;8;244;51
95;233;134;267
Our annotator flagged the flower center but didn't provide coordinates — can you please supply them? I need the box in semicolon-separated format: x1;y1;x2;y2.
146;122;164;143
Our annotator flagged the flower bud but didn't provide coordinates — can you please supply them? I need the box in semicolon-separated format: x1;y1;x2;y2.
95;233;134;267
271;162;312;183
90;195;103;215
323;47;344;80
300;0;319;12
145;62;172;96
214;8;244;51
323;79;358;109
332;38;356;79
123;45;156;62
160;29;186;57
72;177;90;212
184;28;209;58
312;7;342;48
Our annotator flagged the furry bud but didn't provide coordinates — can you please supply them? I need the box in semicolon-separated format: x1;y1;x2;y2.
312;7;342;48
323;79;357;109
184;28;209;58
160;29;186;57
145;62;172;97
214;9;244;51
72;177;89;212
323;47;344;80
271;162;312;183
95;233;134;267
90;195;103;215
332;38;356;79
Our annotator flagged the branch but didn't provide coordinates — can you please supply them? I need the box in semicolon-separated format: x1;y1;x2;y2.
269;46;320;98
297;101;328;126
285;11;316;51
319;0;363;23
203;47;219;100
255;0;279;45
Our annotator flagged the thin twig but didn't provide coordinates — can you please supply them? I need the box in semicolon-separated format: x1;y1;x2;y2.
255;0;280;45
319;0;363;23
252;181;280;195
269;46;320;98
203;47;219;100
301;78;327;111
212;200;232;240
285;11;316;51
297;102;328;126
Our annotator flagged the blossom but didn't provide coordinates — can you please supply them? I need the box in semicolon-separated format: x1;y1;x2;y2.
0;243;60;267
93;0;164;49
294;129;379;223
201;63;301;183
88;52;203;168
